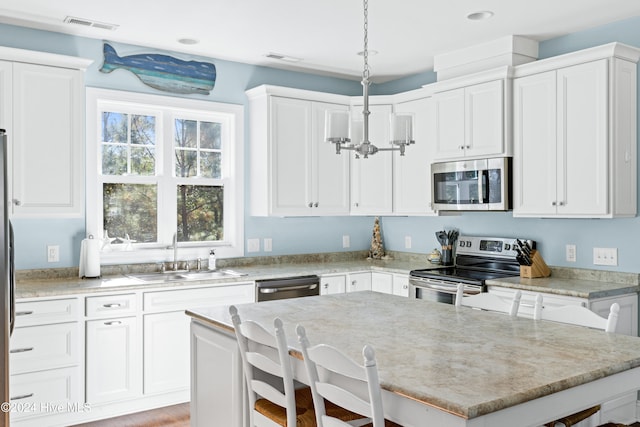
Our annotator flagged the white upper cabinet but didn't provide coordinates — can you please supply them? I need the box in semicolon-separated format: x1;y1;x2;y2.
433;79;507;161
0;48;91;218
350;103;393;215
393;94;437;215
513;43;639;218
247;86;351;216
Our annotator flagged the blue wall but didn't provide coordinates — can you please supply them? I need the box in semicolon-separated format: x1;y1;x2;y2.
4;16;640;273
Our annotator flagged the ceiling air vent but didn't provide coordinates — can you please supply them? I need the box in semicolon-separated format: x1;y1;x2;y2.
265;52;302;63
64;16;119;31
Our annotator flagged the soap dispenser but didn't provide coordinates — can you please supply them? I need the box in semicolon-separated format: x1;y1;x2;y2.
208;249;216;271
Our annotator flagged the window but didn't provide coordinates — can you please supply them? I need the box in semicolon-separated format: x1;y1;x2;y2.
86;88;244;263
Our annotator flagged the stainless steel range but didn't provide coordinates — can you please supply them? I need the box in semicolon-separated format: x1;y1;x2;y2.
409;235;534;304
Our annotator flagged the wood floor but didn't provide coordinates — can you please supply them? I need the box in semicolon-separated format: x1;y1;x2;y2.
70;403;190;427
65;404;640;427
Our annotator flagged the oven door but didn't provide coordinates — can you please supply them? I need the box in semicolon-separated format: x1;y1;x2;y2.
409;276;482;304
432;157;510;211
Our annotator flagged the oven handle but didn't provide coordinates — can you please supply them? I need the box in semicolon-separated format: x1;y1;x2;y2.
409;278;481;295
259;284;318;294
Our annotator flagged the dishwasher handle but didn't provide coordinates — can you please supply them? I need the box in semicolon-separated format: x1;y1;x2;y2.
259;283;318;294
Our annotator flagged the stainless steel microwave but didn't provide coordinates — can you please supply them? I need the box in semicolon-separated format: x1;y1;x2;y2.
431;157;511;211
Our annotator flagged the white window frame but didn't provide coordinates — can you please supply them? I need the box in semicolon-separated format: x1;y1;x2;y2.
86;88;244;264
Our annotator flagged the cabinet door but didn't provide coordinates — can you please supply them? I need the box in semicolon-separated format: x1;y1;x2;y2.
393;97;436;214
86;316;140;404
311;102;350;215
144;311;191;394
11;62;83;217
557;60;608;216
270;97;313;216
465;80;504;157
513;71;558;216
347;272;372;293
320;275;346;295
590;294;637;336
0;61;10;149
433;88;465;160
392;274;410;297
371;272;393;294
350;104;393;214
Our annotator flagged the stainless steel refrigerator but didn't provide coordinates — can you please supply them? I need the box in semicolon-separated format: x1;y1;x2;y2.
1;128;15;427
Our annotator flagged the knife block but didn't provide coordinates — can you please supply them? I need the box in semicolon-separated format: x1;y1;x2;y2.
520;250;551;278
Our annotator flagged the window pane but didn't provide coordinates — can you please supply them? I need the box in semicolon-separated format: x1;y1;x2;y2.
177;185;223;242
102;145;127;175
131;115;156;145
102;112;128;143
200;121;221;149
175;119;197;148
175;150;197;177
131;146;156;175
103;183;158;243
200;152;221;179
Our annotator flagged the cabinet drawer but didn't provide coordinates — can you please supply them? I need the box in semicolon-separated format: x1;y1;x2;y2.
10;322;79;374
143;282;254;312
14;298;78;327
86;293;137;317
9;367;82;420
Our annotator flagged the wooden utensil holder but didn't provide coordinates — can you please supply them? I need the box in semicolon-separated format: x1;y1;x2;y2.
520;250;551;278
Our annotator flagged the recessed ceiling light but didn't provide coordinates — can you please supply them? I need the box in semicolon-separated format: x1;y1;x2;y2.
466;11;494;21
178;38;199;45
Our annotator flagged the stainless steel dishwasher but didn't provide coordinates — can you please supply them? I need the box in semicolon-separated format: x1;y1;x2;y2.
255;275;320;302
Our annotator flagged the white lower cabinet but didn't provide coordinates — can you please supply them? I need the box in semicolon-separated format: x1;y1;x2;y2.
86;316;140;404
320;274;347;295
9;298;82;423
143;311;191;395
347;272;372;292
372;272;409;297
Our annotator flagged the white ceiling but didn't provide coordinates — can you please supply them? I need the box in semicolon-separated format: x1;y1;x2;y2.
0;0;639;82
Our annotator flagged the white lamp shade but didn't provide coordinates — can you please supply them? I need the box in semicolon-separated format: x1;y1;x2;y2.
325;110;350;141
390;113;414;143
351;118;363;145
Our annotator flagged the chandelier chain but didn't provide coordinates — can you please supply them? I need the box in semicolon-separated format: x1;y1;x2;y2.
362;0;370;80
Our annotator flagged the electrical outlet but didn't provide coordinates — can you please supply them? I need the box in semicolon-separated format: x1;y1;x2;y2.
593;247;618;266
405;236;412;249
47;245;60;263
342;235;350;248
247;238;260;253
263;238;272;252
566;244;576;262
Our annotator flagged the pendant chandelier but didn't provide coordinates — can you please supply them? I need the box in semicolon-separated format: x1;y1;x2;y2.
325;0;415;158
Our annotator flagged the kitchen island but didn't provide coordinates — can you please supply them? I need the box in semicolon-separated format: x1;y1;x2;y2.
188;291;640;427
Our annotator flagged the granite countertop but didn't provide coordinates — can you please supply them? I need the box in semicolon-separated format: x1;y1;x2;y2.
487;267;640;299
14;256;437;299
187;291;640;420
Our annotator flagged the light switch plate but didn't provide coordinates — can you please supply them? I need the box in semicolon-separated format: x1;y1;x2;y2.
342;235;350;248
566;244;576;262
593;247;617;266
405;236;412;249
263;238;272;252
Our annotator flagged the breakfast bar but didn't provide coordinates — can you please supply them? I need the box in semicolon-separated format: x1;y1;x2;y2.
187;291;640;427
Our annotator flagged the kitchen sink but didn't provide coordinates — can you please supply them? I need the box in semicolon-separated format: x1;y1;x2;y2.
126;269;247;283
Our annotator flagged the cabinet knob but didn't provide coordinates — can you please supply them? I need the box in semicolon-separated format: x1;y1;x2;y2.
104;320;122;326
12;199;21;206
351;280;356;286
323;283;328;289
551;201;557;206
558;201;565;206
308;202;313;208
314;202;318;207
354;202;359;208
458;145;464;150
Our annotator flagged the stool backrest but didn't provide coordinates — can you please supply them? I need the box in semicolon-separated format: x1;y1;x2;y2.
297;324;385;427
455;283;522;317
229;305;296;427
533;294;620;333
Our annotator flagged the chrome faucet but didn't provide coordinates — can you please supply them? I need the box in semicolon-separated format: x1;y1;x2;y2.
172;232;178;271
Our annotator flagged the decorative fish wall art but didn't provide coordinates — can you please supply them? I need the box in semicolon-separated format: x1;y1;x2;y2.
99;43;217;95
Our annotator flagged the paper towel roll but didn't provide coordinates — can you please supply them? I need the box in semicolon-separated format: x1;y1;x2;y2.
79;236;101;278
